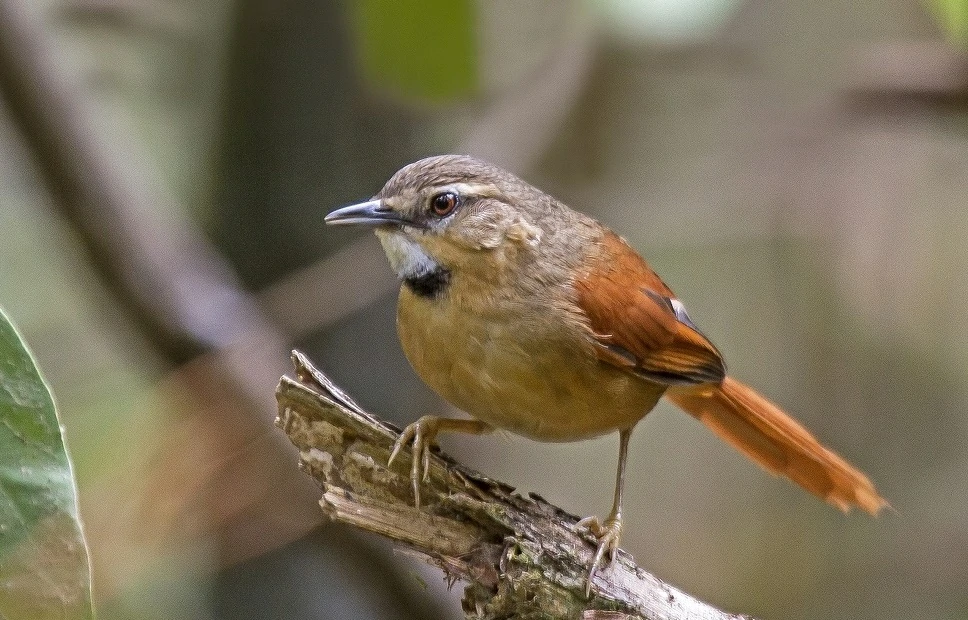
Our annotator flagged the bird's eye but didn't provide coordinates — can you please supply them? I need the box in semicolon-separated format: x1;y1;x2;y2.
430;191;459;217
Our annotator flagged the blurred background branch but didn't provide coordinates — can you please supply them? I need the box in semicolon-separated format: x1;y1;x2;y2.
0;0;225;361
0;0;328;594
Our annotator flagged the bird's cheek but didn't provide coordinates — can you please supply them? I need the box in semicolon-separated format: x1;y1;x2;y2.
413;233;465;262
451;215;540;251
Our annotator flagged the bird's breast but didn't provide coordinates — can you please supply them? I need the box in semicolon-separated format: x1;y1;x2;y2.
396;280;664;441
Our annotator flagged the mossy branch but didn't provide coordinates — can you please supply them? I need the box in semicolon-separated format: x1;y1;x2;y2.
275;351;754;620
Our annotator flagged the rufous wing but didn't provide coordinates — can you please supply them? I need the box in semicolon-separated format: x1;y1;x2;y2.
573;231;725;386
574;230;886;514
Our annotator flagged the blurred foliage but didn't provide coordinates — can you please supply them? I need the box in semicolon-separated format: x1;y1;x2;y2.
349;0;477;102
1;0;968;619
929;0;968;44
0;307;92;620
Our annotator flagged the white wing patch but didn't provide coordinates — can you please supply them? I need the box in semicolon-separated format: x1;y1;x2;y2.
670;298;700;332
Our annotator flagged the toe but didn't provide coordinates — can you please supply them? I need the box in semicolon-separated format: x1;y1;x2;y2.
583;519;623;596
388;425;415;466
576;515;605;537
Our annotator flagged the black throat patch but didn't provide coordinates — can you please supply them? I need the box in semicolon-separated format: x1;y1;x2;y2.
403;267;451;299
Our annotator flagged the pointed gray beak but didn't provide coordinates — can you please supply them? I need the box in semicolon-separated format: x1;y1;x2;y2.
325;199;410;227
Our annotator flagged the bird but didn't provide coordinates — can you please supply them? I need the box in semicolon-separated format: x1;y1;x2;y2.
324;154;887;591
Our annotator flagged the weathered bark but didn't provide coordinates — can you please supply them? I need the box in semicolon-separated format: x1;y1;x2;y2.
276;351;754;620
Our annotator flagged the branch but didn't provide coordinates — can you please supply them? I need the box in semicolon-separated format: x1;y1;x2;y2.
276;351;754;620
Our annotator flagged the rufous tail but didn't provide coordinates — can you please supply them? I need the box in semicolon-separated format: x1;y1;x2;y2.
665;376;887;515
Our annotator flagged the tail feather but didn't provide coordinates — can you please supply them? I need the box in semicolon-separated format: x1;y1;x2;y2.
665;376;887;515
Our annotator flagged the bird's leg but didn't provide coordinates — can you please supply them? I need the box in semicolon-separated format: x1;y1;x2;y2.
388;416;492;509
576;426;633;595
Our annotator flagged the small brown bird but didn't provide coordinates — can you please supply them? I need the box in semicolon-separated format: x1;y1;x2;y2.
325;155;886;589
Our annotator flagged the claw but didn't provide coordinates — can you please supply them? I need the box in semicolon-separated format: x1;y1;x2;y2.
576;515;622;596
387;416;441;510
422;443;431;482
387;416;492;510
388;425;413;467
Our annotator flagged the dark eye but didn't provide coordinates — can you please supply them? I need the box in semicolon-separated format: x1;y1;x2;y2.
430;191;459;217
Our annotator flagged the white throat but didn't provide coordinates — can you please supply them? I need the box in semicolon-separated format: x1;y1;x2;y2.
375;229;441;281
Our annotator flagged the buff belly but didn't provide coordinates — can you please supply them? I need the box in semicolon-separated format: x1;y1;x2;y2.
396;287;664;442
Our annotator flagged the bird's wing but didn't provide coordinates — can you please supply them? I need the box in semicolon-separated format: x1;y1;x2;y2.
573;231;725;386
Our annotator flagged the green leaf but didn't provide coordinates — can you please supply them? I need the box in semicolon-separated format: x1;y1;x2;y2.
351;0;477;102
0;307;93;619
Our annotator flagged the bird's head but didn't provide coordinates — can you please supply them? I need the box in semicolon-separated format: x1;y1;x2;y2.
325;155;548;294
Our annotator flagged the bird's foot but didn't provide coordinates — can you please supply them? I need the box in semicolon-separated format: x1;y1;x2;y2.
575;515;623;596
388;415;442;509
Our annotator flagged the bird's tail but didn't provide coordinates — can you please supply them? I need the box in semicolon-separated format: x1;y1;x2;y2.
665;376;887;515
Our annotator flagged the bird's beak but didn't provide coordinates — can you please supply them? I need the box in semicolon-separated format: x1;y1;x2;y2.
325;199;410;227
